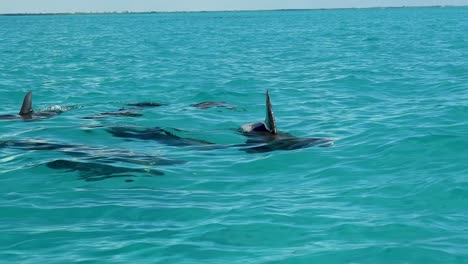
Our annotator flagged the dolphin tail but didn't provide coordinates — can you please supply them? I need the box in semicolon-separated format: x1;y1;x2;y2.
18;91;33;116
264;90;277;134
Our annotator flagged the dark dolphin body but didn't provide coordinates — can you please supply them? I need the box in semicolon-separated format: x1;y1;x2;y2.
126;102;163;108
46;159;164;182
241;134;333;153
0;139;183;166
191;101;236;110
128;101;231;110
107;126;217;148
83;108;143;119
84;101;232;120
0;139;185;181
83;102;163;120
240;90;333;153
0;91;67;121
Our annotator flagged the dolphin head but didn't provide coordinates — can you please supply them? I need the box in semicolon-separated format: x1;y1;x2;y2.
18;91;33;116
264;90;277;134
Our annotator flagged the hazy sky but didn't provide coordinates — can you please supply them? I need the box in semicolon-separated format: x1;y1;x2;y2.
1;0;467;13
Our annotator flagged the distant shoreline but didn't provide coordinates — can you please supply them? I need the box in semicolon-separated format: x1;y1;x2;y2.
0;5;466;16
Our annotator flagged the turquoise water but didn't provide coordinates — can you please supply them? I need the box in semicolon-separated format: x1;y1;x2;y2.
1;6;468;263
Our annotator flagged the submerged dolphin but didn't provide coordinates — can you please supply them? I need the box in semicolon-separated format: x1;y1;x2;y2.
0;139;184;167
0;138;186;181
240;90;333;153
127;101;232;110
126;102;163;108
0;91;68;121
83;108;143;119
191;101;236;110
46;159;164;182
107;126;217;148
83;102;164;120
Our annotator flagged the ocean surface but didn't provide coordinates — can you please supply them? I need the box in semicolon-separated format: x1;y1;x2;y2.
1;6;467;263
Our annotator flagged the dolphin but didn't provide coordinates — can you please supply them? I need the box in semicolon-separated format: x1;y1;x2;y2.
126;102;163;108
83;102;163;120
0;139;185;166
106;126;217;148
83;108;143;119
191;101;236;110
46;159;164;182
0;138;186;181
240;90;333;153
0;91;67;121
128;101;231;110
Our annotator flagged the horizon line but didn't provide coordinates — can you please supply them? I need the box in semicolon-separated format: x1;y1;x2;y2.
1;4;467;16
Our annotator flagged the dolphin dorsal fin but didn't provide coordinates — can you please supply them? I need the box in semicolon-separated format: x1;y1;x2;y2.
19;91;33;116
264;90;277;134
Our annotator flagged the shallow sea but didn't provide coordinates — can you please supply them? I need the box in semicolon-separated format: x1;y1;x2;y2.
0;7;467;263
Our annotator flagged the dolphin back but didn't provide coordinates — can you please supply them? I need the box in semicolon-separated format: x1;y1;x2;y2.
18;91;33;116
265;90;277;134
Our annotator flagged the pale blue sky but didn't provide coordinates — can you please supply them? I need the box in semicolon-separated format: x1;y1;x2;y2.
1;0;467;13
